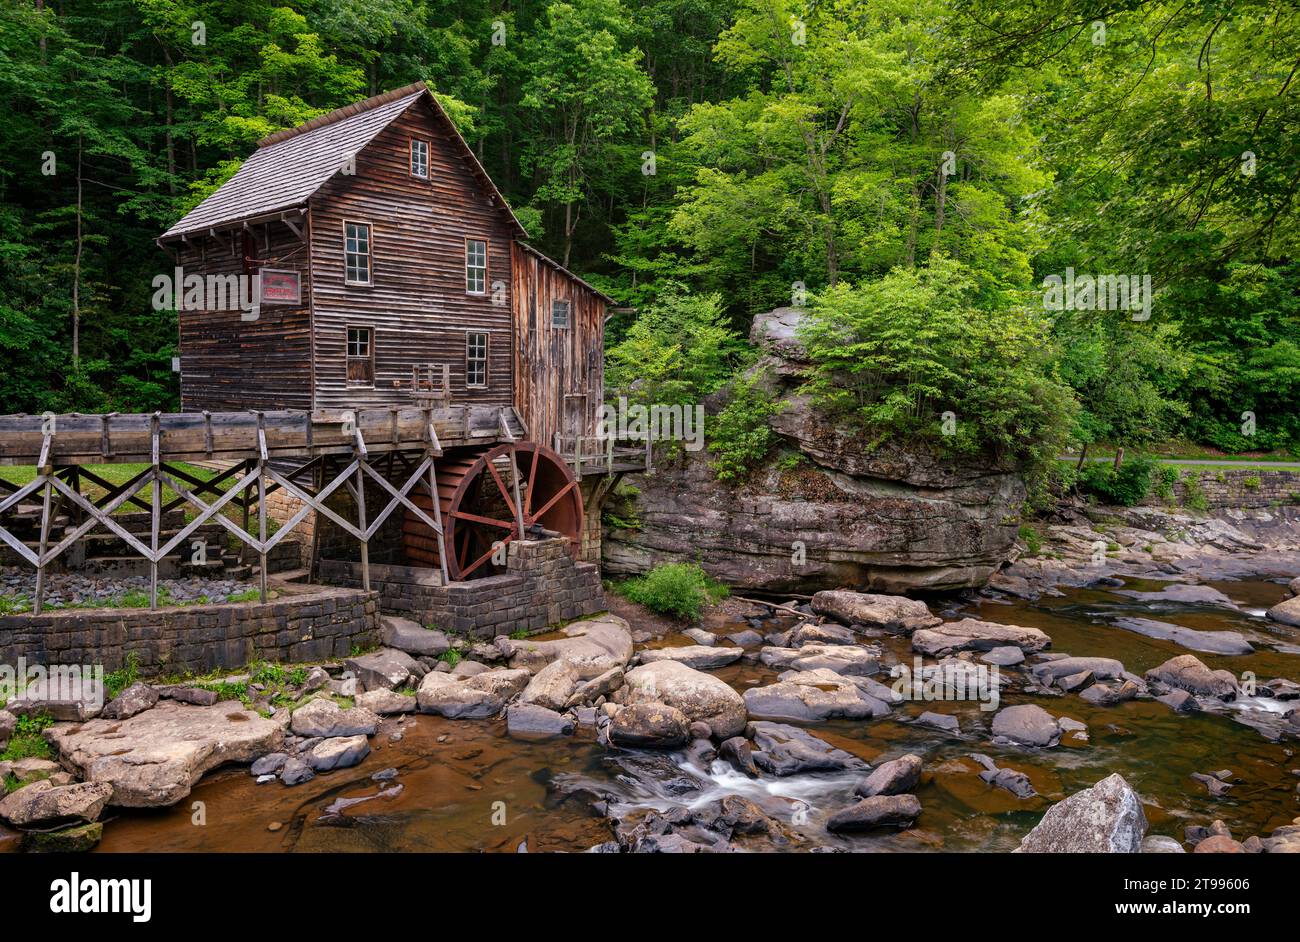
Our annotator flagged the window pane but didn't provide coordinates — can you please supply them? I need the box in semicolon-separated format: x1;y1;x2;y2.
552;299;570;327
345;223;370;283
466;331;488;386
466;240;486;293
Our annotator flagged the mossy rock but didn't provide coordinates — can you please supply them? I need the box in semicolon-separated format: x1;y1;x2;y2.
23;821;103;853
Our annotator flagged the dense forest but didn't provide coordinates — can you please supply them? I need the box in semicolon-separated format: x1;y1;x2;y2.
0;0;1297;473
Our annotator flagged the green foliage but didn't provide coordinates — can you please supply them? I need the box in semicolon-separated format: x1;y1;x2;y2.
707;371;779;483
1017;524;1042;557
104;652;141;700
1180;473;1210;513
797;257;1076;478
1078;456;1159;507
439;648;462;669
0;712;56;762
1242;475;1262;490
615;562;728;622
1153;465;1180;502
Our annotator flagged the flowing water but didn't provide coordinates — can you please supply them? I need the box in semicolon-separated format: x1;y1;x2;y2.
91;576;1300;853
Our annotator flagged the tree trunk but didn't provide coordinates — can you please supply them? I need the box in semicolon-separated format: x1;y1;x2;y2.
73;135;83;370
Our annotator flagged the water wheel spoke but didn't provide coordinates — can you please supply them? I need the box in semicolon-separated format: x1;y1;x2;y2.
524;451;540;516
531;479;577;521
461;534;512;578
486;460;518;520
450;509;514;530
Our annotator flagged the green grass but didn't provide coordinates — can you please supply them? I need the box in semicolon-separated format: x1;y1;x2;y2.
0;462;219;515
0;713;56;763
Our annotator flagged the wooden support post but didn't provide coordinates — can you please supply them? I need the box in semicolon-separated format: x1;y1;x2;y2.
308;459;324;583
149;412;161;610
33;475;53;617
353;427;370;593
429;456;450;585
645;429;654;473
239;458;252;565
607;433;614;475
257;412;269;603
573;434;582;477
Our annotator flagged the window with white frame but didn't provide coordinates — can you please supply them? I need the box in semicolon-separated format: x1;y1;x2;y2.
551;298;571;328
466;331;488;387
410;139;429;179
346;326;374;386
344;222;371;284
465;239;487;294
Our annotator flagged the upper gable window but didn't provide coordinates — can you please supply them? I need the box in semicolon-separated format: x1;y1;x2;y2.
551;299;571;328
344;221;371;285
410;138;429;179
465;239;487;295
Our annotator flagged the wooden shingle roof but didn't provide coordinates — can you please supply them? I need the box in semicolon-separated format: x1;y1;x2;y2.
160;82;526;241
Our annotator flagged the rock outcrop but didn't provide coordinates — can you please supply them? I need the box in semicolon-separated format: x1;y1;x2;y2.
1016;773;1147;853
600;308;1028;593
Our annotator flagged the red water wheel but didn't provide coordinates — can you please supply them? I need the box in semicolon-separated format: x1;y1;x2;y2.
402;442;584;580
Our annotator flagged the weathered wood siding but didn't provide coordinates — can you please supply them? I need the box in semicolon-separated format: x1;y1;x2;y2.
511;243;606;447
175;225;313;411
308;98;516;409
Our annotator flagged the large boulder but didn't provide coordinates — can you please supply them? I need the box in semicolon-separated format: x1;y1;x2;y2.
46;700;284;807
638;645;744;670
758;643;880;676
1111;617;1253;656
0;780;113;828
1267;595;1300;627
354;689;416;715
100;682;159;720
415;668;530;718
506;703;575;740
855;754;923;797
743;669;887;723
1031;656;1127;684
501;615;633;675
0;709;14;750
811;591;940;633
379;616;450;657
5;675;104;722
1145;654;1238;700
608;702;691;748
344;648;419;691
991;704;1061;747
827;794;922;832
1289;576;1300;597
913;618;1051;656
748;721;869;776
1016;773;1147;853
290;698;380;738
623;661;747;738
305;735;370;771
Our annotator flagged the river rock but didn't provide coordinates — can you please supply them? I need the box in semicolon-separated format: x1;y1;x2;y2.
565;667;625;708
451;660;490;678
639;645;744;670
1111;617;1254;656
354;689;416;715
1156;688;1200;713
623;661;747;738
416;668;531;718
991;704;1061;747
1016;773;1146;852
290;697;380;737
344;648;418;691
812;591;940;633
1079;681;1140;706
608;702;690;748
1031;656;1126;684
47;699;283;807
743;669;885;722
1263;824;1300;853
506;703;575;740
0;709;14;749
981;646;1025;666
0;780;113;828
1267;595;1300;627
100;682;159;720
790;622;857;646
826;794;922;832
969;753;1036;798
1117;584;1237;608
683;628;716;646
916;711;960;733
306;735;370;771
5;675;104;722
519;660;583;711
718;736;759;777
250;753;289;776
758;643;880;676
1194;835;1246;853
379;616;450;657
1142;835;1186;853
855;754;923;797
1145;654;1238;700
748;721;869;776
23;821;103;853
280;757;315;786
0;757;64;789
1290;576;1300;597
912;618;1050;656
725;629;765;647
501;615;633;674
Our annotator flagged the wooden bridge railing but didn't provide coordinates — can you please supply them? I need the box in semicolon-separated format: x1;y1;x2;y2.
553;432;653;477
0;408;465;614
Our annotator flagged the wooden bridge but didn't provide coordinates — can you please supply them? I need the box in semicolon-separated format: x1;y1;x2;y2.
0;406;532;614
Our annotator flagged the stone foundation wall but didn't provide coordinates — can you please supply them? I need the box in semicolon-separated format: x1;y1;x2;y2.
1140;468;1300;511
0;586;379;675
318;536;603;639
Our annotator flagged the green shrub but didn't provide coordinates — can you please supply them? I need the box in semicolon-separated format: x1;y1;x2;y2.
104;652;141;700
1153;465;1179;501
616;562;729;622
1078;455;1157;506
0;713;55;762
707;372;779;483
1242;475;1261;490
1181;472;1209;511
1018;524;1042;556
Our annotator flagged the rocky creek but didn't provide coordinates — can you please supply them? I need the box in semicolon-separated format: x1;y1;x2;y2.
39;570;1296;855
